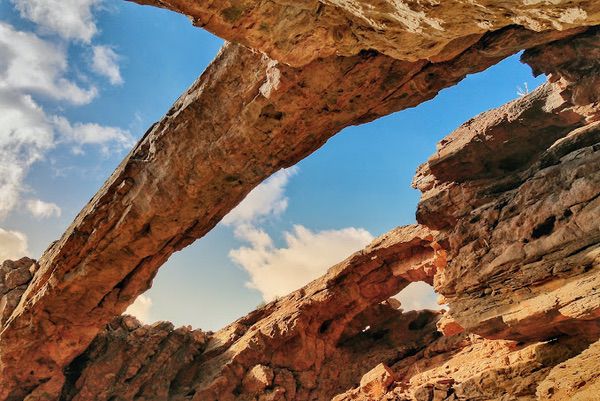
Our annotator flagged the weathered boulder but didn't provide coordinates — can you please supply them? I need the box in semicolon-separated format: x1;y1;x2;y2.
358;364;394;398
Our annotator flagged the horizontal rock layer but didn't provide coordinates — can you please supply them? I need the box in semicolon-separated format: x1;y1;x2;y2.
414;28;600;342
0;23;583;400
130;0;600;66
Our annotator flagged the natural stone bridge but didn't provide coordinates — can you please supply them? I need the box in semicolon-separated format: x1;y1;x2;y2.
0;1;598;400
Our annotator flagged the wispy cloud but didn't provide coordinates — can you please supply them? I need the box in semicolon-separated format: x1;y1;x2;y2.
11;0;101;43
0;17;132;221
223;167;297;226
91;45;123;85
0;22;97;104
54;116;134;154
224;169;374;301
26;199;62;219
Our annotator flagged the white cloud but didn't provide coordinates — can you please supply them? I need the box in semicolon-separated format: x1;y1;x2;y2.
225;168;374;301
0;22;133;221
26;199;61;219
0;228;29;262
11;0;101;43
223;168;298;225
53;116;134;153
91;45;123;85
124;294;153;323
394;281;444;311
0;22;97;104
0;91;54;219
230;224;374;301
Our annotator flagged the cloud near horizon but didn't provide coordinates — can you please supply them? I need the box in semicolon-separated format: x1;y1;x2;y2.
224;168;374;301
125;294;153;323
0;228;29;262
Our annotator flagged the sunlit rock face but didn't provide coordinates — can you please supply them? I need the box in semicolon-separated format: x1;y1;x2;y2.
130;0;600;67
0;1;598;400
60;225;444;400
414;28;600;343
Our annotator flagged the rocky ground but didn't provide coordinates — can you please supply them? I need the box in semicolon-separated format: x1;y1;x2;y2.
0;1;598;400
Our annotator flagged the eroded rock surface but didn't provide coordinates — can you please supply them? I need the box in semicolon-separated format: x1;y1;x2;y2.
0;22;583;401
130;0;600;66
60;225;444;400
0;1;598;400
414;28;600;342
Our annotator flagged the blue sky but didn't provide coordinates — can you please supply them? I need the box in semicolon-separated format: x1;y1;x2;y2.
0;0;545;331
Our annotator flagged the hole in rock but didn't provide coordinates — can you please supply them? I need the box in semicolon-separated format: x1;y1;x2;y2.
393;282;445;312
122;53;544;332
531;216;556;239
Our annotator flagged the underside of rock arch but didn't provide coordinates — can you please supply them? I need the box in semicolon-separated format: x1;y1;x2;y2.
0;1;599;400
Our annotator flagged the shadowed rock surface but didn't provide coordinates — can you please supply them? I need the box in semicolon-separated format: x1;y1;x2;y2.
0;25;585;401
0;1;598;401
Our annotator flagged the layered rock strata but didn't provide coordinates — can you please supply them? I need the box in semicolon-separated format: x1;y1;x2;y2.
0;1;598;400
130;0;600;66
414;28;600;342
0;22;586;401
60;225;443;400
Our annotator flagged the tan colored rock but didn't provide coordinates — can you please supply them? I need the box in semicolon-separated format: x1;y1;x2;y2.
0;21;579;400
359;363;394;398
130;0;600;66
436;312;464;337
414;28;600;341
537;339;600;401
0;1;598;399
59;225;443;400
243;365;275;394
334;334;591;401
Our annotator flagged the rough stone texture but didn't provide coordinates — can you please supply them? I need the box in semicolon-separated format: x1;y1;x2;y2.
130;0;600;66
59;316;209;401
536;339;600;401
0;21;583;400
60;225;444;400
414;28;600;342
0;1;599;400
334;333;591;401
359;364;395;398
0;258;36;325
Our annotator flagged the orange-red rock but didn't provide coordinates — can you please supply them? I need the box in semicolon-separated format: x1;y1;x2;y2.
0;2;598;400
0;22;582;401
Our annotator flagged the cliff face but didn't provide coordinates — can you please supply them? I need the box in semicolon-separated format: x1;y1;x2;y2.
414;29;600;343
0;1;598;401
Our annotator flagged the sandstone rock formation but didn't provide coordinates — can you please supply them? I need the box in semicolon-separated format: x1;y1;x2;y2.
59;225;444;400
414;28;600;342
130;0;600;66
0;1;599;400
